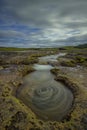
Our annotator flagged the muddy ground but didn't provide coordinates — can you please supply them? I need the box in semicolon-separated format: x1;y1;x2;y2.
0;48;87;130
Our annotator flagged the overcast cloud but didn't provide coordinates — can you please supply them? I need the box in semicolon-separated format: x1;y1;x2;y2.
0;0;87;47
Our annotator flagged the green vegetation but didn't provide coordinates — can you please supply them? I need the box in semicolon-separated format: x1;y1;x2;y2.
0;44;87;52
57;48;87;67
75;43;87;48
59;59;76;67
18;65;35;76
60;44;87;53
51;68;60;75
0;47;30;51
75;56;87;63
9;56;38;65
0;47;58;52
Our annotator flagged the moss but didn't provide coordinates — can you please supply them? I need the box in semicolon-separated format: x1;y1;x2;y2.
58;50;87;67
0;66;3;70
9;56;38;65
50;68;87;130
17;65;35;77
60;60;76;67
51;68;60;75
75;56;87;63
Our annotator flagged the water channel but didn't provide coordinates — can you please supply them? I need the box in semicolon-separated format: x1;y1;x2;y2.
16;53;73;121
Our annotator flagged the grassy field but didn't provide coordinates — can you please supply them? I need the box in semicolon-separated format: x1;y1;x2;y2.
0;47;59;52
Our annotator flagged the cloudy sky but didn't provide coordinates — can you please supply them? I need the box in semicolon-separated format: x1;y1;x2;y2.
0;0;87;48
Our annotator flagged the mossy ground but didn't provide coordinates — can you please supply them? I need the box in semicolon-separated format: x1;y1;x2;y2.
0;48;87;130
56;48;87;67
51;67;87;130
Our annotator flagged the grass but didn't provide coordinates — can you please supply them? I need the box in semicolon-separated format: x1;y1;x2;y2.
0;47;29;51
0;47;59;52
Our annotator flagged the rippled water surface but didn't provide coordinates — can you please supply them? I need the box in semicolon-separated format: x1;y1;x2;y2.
39;53;66;62
17;53;73;121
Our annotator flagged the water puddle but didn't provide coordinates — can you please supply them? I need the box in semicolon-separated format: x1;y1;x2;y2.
16;53;73;121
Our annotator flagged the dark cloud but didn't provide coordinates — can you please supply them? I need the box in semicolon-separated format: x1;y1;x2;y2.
1;0;87;26
0;0;87;47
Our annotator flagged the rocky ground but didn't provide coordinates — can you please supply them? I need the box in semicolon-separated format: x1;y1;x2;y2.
0;48;87;130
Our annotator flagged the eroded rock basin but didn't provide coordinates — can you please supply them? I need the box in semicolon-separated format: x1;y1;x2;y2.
16;54;73;121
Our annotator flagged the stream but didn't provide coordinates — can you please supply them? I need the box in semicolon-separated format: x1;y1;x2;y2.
16;53;73;121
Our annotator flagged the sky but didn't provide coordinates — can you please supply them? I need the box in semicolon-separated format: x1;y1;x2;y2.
0;0;87;48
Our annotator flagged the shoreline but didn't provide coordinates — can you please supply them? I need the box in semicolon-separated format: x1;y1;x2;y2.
51;68;79;122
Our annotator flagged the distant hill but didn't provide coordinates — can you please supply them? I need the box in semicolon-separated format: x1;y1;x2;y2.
76;43;87;48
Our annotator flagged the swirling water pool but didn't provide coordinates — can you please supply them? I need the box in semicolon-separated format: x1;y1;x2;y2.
16;54;73;121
